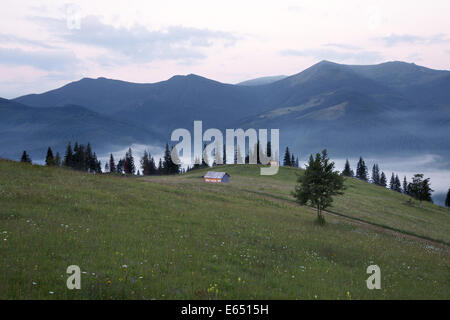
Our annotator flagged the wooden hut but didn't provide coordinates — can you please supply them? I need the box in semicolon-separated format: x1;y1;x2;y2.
203;171;230;183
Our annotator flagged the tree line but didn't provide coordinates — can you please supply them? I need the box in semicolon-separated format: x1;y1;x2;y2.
342;156;434;207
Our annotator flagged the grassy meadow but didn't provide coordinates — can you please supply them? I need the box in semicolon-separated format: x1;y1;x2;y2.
0;160;449;299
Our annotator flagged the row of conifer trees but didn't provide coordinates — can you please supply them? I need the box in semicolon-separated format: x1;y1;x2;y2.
342;157;433;203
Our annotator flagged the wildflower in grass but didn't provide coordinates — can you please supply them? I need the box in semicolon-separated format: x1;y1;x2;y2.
49;291;54;294
346;291;351;300
119;277;123;282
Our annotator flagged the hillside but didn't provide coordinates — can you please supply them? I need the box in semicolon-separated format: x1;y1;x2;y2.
0;160;449;299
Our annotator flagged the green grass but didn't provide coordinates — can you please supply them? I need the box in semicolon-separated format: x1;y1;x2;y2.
0;160;449;300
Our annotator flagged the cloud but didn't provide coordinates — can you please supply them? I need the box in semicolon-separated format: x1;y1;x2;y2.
280;48;383;64
378;33;450;47
0;34;55;49
0;47;80;71
33;15;238;65
323;43;361;51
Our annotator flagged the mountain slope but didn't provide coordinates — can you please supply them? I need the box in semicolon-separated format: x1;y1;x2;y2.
9;60;450;159
0;98;162;160
237;75;288;86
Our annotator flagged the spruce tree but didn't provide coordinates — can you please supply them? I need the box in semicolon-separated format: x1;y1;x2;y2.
109;154;116;173
291;154;295;167
141;150;150;175
445;189;450;208
20;151;32;164
157;158;163;175
408;174;434;207
163;143;172;174
342;159;353;177
371;164;380;185
54;152;61;167
124;148;135;174
45;147;55;166
293;150;345;225
389;173;395;190
403;176;409;194
283;147;291;166
117;159;124;174
380;172;387;188
63;143;73;168
394;175;402;193
356;157;368;181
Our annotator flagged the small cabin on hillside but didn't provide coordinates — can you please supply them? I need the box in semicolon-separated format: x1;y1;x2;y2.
203;171;230;183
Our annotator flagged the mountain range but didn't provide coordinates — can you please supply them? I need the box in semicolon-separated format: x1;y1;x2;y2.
2;60;449;162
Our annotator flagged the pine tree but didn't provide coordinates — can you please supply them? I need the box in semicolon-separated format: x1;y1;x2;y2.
389;173;395;190
408;174;434;207
45;147;55;166
149;156;157;175
20;150;32;164
54;152;61;167
105;162;110;173
371;164;380;185
86;143;93;172
63;142;73;167
157;158;163;175
342;159;353;177
295;157;299;168
283;147;291;166
293;150;345;225
356;157;368;181
380;172;387;187
124;148;135;174
141;150;151;175
291;154;295;167
403;176;408;194
109;154;116;173
117;159;124;174
394;175;402;193
445;189;450;208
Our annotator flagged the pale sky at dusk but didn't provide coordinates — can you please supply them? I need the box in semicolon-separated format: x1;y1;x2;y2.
1;0;449;98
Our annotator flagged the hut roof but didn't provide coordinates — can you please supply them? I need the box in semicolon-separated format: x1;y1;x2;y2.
203;171;230;179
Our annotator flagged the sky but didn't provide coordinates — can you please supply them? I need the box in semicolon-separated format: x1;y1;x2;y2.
1;0;450;98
